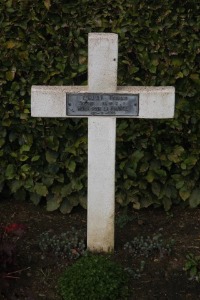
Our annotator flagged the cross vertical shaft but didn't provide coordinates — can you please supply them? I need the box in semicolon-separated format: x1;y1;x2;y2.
31;32;175;253
87;33;118;252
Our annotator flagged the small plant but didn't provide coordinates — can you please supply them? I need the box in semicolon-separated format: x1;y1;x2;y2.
0;223;26;297
124;260;145;280
116;214;135;229
59;255;130;300
39;227;86;261
184;253;200;282
0;223;26;272
124;233;175;258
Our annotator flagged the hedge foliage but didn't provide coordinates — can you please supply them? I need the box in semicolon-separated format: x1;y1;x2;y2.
0;0;200;212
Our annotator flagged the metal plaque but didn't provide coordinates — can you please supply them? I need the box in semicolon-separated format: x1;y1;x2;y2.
66;93;139;116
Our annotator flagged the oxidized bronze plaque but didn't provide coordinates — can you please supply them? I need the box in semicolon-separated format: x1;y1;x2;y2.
66;93;139;116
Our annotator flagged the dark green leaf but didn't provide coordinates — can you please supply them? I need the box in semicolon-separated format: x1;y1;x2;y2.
5;164;15;179
60;198;74;214
35;183;48;197
189;189;200;208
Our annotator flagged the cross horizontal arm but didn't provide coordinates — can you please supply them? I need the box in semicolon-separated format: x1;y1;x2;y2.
31;86;175;119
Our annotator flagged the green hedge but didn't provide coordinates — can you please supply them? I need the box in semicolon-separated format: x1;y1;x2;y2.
0;0;200;212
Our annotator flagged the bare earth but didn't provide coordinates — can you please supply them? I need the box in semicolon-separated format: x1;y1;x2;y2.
1;198;200;300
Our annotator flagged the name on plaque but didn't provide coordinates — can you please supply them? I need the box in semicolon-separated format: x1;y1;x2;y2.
66;93;139;116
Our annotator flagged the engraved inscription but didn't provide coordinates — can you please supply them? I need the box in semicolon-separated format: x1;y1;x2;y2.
66;93;139;116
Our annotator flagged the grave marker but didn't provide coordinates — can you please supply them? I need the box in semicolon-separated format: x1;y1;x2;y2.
31;33;175;252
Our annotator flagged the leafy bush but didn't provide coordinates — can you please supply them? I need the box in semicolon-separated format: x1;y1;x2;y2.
59;255;129;300
0;0;200;212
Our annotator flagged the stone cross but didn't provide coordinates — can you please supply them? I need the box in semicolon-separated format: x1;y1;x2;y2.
31;33;175;252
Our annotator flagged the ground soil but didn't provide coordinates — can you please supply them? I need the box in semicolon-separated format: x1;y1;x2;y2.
1;198;200;300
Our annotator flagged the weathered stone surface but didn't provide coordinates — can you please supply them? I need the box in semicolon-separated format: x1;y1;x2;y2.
31;85;175;119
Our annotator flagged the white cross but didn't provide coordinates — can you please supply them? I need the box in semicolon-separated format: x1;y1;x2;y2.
31;33;175;252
